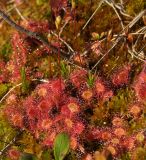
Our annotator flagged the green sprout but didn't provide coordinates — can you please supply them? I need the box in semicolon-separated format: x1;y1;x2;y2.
54;132;70;160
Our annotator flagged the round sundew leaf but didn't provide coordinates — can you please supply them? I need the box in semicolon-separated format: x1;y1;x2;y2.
54;132;70;160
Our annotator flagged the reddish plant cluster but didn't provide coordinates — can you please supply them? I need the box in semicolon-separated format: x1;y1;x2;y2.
91;41;102;57
4;78;85;150
3;65;146;159
69;69;87;88
7;148;20;160
70;69;113;104
111;64;131;87
128;102;144;118
0;20;63;84
87;118;146;158
0;1;145;159
0;60;8;83
94;77;113;102
133;65;146;102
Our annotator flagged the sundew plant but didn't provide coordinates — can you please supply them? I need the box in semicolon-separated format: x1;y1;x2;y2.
0;0;146;160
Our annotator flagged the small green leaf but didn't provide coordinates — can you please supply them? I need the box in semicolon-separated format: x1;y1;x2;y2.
54;132;70;160
0;84;8;98
36;0;46;5
91;32;100;40
41;149;52;160
87;72;95;87
20;153;37;160
61;62;69;78
1;42;12;61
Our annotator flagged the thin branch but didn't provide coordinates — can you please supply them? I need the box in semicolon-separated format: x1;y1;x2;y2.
51;31;75;54
14;4;27;21
91;36;122;71
75;0;104;38
0;83;22;104
91;9;146;71
138;44;146;54
128;48;146;62
104;0;124;30
128;10;146;29
135;26;146;33
59;18;70;37
0;132;22;158
131;33;146;35
0;79;49;104
119;0;123;5
0;3;23;23
114;2;133;18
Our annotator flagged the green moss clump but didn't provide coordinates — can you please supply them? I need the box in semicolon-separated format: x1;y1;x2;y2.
126;0;145;15
0;84;8;99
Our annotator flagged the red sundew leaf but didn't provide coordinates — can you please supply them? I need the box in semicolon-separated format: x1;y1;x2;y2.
38;99;54;112
102;90;113;102
133;66;146;102
36;84;51;97
0;60;5;68
94;77;109;100
91;41;101;56
70;69;87;88
61;105;72;117
61;98;80;118
64;118;73;129
11;32;28;66
81;89;93;101
121;136;136;151
11;113;24;128
95;81;105;93
135;83;146;102
112;65;131;86
101;130;112;141
138;71;146;83
129;104;142;117
39;119;52;131
26;21;51;33
11;66;21;83
70;136;78;150
28;119;37;131
8;148;20;160
50;0;68;16
87;128;101;140
50;79;65;95
112;117;124;127
113;127;126;138
72;122;85;135
26;107;40;120
43;132;57;147
82;154;93;160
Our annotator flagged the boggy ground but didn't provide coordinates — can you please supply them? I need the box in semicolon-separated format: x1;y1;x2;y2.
0;0;146;160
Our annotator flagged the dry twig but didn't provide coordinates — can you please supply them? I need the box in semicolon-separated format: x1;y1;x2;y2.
14;4;27;21
51;31;75;54
0;132;22;159
104;0;124;29
0;79;49;104
91;9;146;71
75;0;104;39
